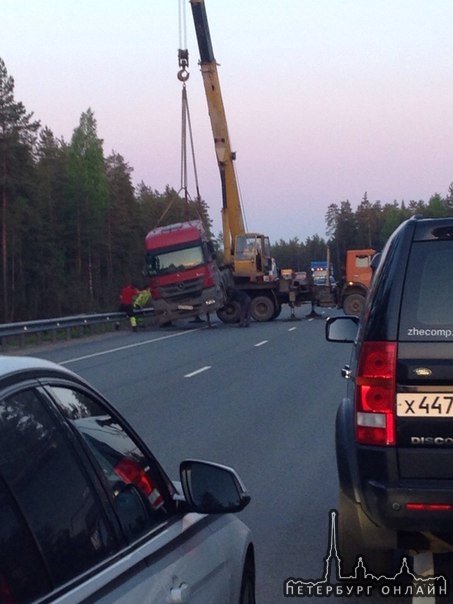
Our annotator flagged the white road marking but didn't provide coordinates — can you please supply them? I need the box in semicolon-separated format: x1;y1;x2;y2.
60;324;289;375
184;366;211;378
60;329;202;365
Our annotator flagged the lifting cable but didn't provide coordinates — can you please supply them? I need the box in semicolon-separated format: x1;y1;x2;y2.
178;67;201;207
178;0;203;220
156;1;204;227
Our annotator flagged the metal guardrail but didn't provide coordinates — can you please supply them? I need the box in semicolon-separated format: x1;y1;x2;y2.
0;309;155;351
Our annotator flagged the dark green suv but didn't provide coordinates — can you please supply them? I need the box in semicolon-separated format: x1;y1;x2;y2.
326;215;453;574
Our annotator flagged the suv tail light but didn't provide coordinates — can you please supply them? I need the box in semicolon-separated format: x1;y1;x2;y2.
356;341;397;446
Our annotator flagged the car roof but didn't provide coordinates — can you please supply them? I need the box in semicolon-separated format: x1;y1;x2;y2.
0;355;78;384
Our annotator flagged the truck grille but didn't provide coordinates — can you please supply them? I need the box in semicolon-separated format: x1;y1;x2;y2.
158;277;204;301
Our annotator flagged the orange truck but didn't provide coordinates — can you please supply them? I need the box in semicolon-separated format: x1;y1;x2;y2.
339;248;376;315
314;248;376;315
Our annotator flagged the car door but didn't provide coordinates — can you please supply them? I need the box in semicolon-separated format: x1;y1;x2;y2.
45;382;234;604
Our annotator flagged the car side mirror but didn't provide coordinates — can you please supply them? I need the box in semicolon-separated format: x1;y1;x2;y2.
325;316;359;343
180;460;251;514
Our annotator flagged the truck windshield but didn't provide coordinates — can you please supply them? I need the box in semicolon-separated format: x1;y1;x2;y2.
147;245;204;276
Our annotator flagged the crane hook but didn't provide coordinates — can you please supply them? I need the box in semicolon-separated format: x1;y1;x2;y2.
178;48;190;82
178;67;190;82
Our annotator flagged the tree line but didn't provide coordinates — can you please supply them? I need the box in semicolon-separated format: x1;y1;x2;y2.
272;189;453;279
1;56;452;322
0;58;210;322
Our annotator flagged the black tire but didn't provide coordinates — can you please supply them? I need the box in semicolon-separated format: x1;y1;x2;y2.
338;490;397;577
342;293;365;316
239;558;255;604
272;304;282;319
217;301;241;324
250;295;275;322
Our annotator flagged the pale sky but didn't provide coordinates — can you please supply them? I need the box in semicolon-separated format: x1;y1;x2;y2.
3;1;453;242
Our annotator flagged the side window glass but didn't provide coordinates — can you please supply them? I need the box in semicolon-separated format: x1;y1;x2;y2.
364;230;406;340
0;389;118;594
48;386;172;541
0;475;51;603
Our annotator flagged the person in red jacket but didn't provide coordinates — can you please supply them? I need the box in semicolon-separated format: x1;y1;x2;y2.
119;283;139;331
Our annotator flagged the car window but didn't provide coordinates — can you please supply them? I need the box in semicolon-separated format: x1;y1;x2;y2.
399;241;453;339
48;386;172;541
363;227;409;341
0;474;51;603
0;388;118;599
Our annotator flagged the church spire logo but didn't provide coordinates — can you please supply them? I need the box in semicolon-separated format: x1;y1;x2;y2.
284;510;448;598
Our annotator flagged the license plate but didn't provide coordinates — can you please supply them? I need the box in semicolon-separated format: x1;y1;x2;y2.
397;393;453;417
177;304;193;311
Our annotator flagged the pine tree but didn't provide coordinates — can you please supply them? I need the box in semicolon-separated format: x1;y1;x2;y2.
66;108;109;311
105;152;143;299
0;57;40;321
33;127;69;317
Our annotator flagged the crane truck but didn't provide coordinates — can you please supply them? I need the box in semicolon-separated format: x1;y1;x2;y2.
144;0;314;325
188;0;315;322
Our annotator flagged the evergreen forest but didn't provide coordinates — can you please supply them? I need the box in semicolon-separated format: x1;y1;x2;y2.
1;57;452;323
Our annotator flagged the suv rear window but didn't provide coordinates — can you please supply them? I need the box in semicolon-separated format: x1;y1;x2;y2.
399;241;453;340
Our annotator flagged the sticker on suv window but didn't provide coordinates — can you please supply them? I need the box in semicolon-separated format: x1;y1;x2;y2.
397;393;453;417
406;327;453;339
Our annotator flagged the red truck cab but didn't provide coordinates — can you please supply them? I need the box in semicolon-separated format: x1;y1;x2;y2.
145;221;226;325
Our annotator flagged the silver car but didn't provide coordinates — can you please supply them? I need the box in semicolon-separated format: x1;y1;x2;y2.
0;356;255;603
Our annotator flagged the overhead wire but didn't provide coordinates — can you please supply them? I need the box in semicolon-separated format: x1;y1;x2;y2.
178;0;187;51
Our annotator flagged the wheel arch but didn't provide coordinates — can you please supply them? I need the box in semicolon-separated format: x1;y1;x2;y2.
336;398;360;503
239;543;256;604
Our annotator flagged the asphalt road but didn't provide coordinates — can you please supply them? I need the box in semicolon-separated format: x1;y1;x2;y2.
14;306;448;603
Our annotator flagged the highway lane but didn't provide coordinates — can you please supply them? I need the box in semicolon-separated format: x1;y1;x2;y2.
12;308;437;602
